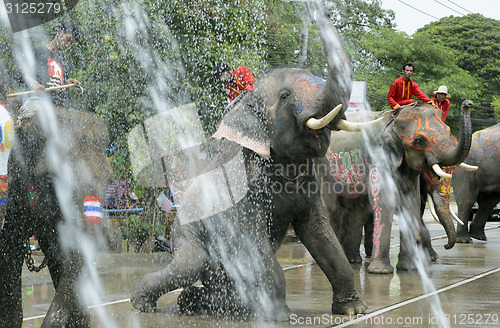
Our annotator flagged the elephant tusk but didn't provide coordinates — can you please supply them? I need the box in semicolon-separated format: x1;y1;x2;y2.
458;163;478;171
432;164;452;179
427;194;441;224
306;104;342;130
336;117;385;132
450;209;465;226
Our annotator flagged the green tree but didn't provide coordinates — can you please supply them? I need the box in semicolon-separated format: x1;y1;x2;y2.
66;0;268;179
415;14;500;127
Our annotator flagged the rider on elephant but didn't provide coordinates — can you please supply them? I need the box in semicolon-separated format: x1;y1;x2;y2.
431;85;451;122
387;62;434;115
212;62;255;102
18;19;82;120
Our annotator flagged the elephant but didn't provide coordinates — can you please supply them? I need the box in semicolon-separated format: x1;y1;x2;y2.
452;122;500;243
320;100;473;274
0;104;112;327
130;9;368;319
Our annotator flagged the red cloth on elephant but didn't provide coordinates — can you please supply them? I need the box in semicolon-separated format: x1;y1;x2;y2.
225;66;255;101
432;97;450;122
387;76;432;110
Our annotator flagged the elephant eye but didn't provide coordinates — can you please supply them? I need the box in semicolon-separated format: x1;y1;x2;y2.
412;136;428;149
279;89;291;101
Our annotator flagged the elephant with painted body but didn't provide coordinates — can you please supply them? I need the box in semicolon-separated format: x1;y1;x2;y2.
0;106;112;327
453;122;500;243
131;11;368;318
320;101;473;273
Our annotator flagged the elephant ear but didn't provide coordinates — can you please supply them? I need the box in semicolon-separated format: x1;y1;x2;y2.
212;91;270;158
381;128;404;168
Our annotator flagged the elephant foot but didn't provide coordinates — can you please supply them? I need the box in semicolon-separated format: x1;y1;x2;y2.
396;259;417;271
345;252;363;263
426;247;439;261
456;232;473;243
331;293;367;315
367;259;393;274
177;286;209;315
130;287;159;313
469;228;487;241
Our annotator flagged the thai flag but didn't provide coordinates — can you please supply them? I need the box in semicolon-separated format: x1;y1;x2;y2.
84;196;103;223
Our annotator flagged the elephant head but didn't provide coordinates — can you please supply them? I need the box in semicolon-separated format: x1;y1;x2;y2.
213;11;359;160
383;100;473;250
388;100;472;177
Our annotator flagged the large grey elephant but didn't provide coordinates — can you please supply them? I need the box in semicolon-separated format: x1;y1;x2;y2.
453;122;500;243
320;100;473;274
0;106;112;327
131;10;368;318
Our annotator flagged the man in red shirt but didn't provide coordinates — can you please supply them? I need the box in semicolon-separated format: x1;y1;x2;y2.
431;85;451;122
387;62;433;114
213;62;255;102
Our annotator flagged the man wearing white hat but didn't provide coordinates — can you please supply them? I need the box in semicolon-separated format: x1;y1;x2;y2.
432;85;451;122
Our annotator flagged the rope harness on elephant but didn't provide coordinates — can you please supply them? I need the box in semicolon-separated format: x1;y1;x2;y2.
279;170;307;181
24;237;48;272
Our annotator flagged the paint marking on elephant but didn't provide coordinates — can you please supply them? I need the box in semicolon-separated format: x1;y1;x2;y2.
290;75;326;87
369;166;384;258
399;110;452;158
478;145;499;155
328;149;367;195
23;186;39;213
476;131;500;143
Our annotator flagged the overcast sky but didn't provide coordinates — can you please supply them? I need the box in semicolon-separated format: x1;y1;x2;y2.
379;0;500;35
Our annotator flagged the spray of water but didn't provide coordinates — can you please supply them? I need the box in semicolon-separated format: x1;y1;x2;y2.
115;0;279;321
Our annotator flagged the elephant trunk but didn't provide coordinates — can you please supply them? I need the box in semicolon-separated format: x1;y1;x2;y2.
316;10;353;129
427;193;456;250
440;100;473;166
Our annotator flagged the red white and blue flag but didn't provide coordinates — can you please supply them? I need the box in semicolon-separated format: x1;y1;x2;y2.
84;196;103;223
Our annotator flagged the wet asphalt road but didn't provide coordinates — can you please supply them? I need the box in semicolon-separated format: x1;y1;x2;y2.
21;207;500;327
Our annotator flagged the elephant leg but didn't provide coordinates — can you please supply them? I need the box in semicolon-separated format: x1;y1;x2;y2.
341;205;369;263
456;204;474;243
38;219;98;328
396;183;422;272
178;252;290;322
454;180;477;243
324;191;347;243
367;168;395;274
469;195;499;241
0;217;25;328
42;252;89;328
130;224;207;313
292;214;367;315
418;217;439;261
363;214;374;258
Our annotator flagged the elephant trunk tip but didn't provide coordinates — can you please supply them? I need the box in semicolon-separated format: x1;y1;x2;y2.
461;100;473;109
444;240;455;250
